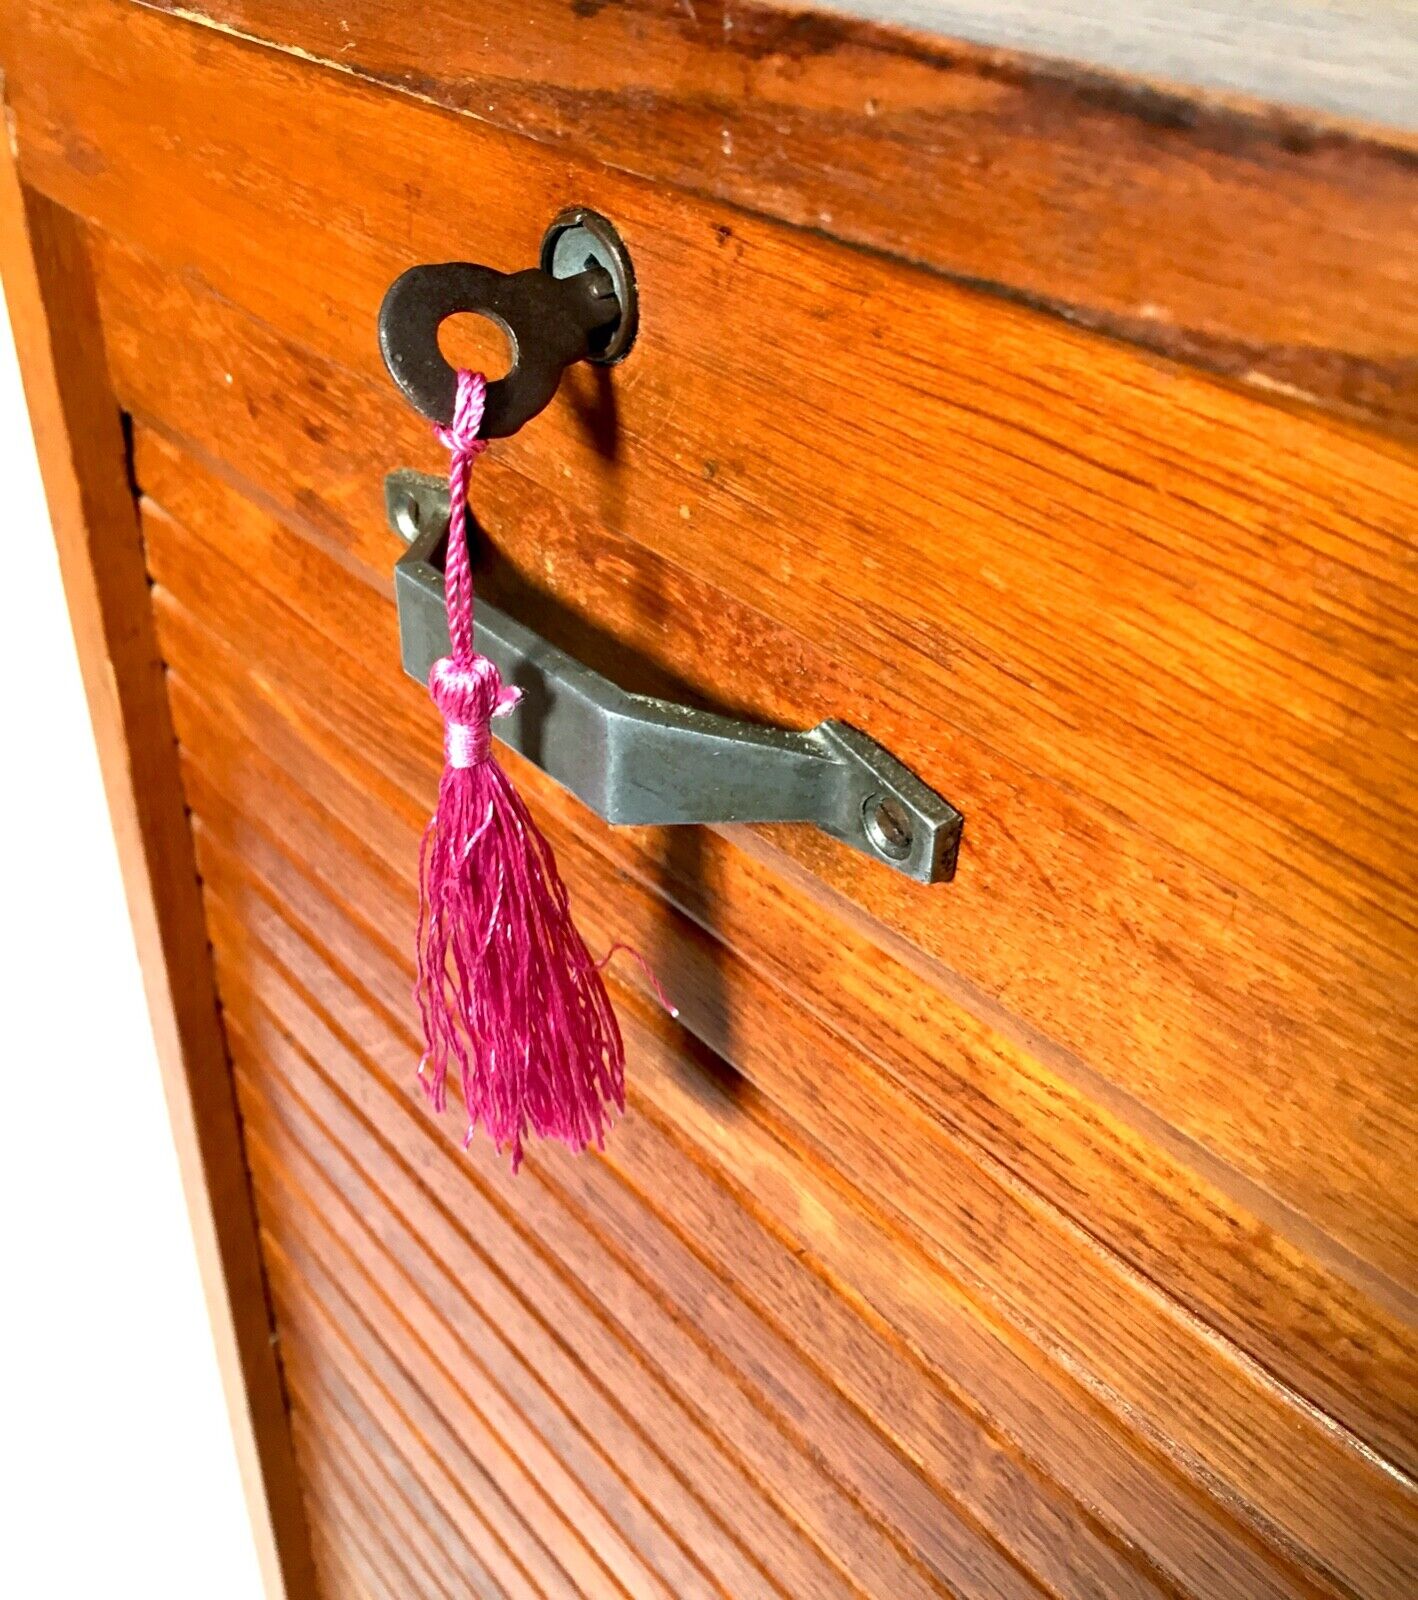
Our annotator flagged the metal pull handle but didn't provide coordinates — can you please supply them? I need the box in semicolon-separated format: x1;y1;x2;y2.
387;472;963;884
377;208;638;438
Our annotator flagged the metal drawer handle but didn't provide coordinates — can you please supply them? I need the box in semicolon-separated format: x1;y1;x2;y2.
387;472;962;884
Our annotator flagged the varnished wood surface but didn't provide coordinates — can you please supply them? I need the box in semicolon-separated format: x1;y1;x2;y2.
129;0;1418;430
19;0;1418;1286
12;1;1410;1284
91;251;1418;1457
130;418;1418;1595
4;0;1415;1593
0;147;315;1599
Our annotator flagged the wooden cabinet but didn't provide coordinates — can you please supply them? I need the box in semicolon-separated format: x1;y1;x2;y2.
3;2;1414;1594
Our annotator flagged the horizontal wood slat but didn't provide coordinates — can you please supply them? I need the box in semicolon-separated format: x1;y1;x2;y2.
132;437;1417;1594
284;1327;518;1600
249;1086;738;1600
112;0;1418;430
202;855;1290;1600
218;920;901;1600
287;1415;438;1600
288;1405;471;1600
136;412;1418;1497
268;1162;659;1600
270;1236;559;1600
214;829;1089;1600
194;811;1370;1600
246;1067;976;1600
20;22;1409;1277
236;1006;739;1600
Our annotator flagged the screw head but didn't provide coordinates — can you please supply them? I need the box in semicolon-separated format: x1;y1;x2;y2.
863;793;914;861
393;494;422;542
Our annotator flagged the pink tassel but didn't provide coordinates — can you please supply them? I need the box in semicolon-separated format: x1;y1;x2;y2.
415;370;629;1170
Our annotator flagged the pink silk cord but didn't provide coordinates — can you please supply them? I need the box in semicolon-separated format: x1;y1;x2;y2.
414;369;648;1170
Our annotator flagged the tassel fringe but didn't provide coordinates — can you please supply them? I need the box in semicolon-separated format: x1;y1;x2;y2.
414;371;631;1170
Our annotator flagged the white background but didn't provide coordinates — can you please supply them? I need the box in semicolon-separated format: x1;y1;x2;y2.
0;286;264;1595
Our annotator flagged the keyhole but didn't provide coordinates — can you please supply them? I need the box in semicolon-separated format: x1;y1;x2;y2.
438;312;515;380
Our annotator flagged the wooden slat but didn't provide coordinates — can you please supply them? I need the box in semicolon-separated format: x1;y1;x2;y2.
288;1413;441;1600
220;888;1088;1600
129;0;1418;429
284;1338;517;1600
0;152;315;1598
132;420;1418;1515
209;873;1225;1600
287;1404;466;1600
278;1266;568;1600
277;1219;595;1600
250;1016;786;1600
18;15;1409;1277
270;1190;639;1600
248;1099;890;1600
210;929;857;1597
231;1006;870;1600
308;1520;381;1600
208;871;992;1600
233;1004;804;1600
240;1052;708;1600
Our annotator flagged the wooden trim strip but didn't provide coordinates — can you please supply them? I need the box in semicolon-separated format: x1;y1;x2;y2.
0;148;315;1598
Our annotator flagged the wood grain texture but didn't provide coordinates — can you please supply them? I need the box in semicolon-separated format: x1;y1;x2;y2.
132;431;1418;1595
9;2;1415;1592
94;262;1418;1483
9;0;1412;1285
113;245;1418;1485
66;160;1418;1301
130;0;1418;429
0;152;315;1600
193;793;1403;1600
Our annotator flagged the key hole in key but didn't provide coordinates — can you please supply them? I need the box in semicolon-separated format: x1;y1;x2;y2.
438;311;515;381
